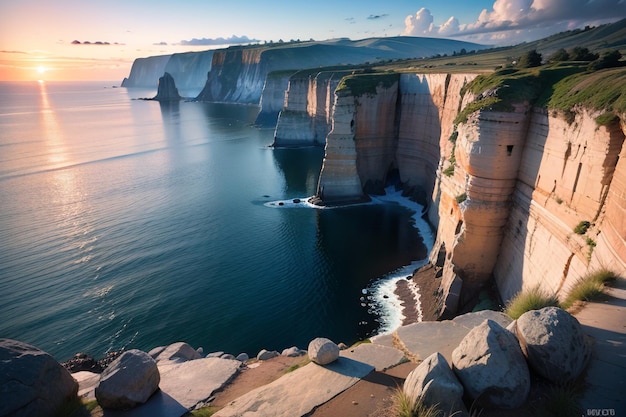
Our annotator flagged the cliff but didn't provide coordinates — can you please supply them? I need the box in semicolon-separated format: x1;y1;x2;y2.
121;51;214;92
272;68;349;144
163;50;215;91
314;66;626;314
121;55;171;88
195;37;486;105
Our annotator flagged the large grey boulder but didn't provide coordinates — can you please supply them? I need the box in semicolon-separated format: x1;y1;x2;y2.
404;352;466;415
0;339;78;417
154;342;201;363
95;349;160;410
452;319;530;409
513;306;591;382
308;338;340;365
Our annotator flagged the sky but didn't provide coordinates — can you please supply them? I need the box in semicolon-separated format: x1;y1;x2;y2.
1;0;624;81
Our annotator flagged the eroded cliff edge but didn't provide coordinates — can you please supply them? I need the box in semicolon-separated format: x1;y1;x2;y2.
304;67;626;315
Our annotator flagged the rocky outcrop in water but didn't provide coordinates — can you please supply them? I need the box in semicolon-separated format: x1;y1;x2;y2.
153;72;182;101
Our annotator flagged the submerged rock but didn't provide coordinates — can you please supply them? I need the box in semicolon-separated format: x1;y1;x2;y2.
0;339;78;417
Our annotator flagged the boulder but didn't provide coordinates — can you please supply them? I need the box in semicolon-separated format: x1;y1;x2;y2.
404;352;466;415
236;353;250;362
0;339;78;417
452;319;530;409
154;342;201;363
308;338;340;365
513;306;591;382
95;349;160;410
281;346;305;357
257;349;279;361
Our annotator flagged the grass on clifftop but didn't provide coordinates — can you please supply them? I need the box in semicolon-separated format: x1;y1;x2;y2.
336;72;400;97
455;65;626;124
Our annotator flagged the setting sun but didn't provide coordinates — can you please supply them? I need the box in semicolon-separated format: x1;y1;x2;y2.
37;65;47;74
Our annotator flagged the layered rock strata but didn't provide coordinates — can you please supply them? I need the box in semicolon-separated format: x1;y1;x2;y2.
315;70;626;313
273;69;349;146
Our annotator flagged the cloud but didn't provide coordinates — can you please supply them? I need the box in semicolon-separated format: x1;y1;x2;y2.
71;40;124;46
179;35;259;46
153;42;168;46
368;14;389;20
403;1;626;44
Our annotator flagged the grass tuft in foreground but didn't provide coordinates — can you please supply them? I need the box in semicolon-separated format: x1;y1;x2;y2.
533;382;584;417
505;286;560;319
561;268;616;310
390;389;442;417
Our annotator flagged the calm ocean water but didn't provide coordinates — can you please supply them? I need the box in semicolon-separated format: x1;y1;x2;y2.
0;81;428;361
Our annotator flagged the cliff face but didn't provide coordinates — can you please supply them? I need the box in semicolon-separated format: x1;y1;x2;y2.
316;70;626;313
163;51;214;91
195;38;487;105
493;109;626;301
121;51;213;92
121;55;172;88
273;70;347;146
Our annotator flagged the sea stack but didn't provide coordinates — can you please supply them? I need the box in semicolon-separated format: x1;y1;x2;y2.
153;72;181;101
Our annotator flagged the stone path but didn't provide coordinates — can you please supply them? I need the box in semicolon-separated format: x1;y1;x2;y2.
575;277;626;416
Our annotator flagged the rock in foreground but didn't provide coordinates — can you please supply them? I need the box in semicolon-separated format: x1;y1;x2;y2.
514;306;591;382
0;338;78;417
95;349;160;410
452;319;530;409
404;352;466;415
308;338;340;365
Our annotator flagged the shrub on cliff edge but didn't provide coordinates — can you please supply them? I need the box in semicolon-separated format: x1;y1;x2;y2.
505;286;560;319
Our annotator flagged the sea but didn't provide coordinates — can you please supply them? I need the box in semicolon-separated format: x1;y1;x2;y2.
0;81;432;361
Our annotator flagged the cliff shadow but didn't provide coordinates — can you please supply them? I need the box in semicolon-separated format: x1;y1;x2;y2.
271;146;325;197
395;74;443;208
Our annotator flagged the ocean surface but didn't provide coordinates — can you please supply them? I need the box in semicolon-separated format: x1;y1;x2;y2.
0;81;430;361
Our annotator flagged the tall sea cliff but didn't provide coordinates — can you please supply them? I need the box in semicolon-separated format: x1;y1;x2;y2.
121;22;626;319
283;66;626;315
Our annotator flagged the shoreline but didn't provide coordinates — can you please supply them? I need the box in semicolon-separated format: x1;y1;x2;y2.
395;264;441;324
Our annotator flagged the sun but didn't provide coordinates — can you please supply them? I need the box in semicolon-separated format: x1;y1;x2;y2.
37;65;47;74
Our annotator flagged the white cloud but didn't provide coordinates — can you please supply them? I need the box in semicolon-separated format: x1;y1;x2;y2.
403;0;626;45
179;35;259;46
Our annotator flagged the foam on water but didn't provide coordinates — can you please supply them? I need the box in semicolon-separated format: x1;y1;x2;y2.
266;186;435;335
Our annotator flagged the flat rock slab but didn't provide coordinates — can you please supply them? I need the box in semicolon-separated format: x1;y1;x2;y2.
214;357;374;417
100;390;187;417
158;357;241;409
395;310;511;362
73;371;100;399
340;343;405;371
575;279;626;416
